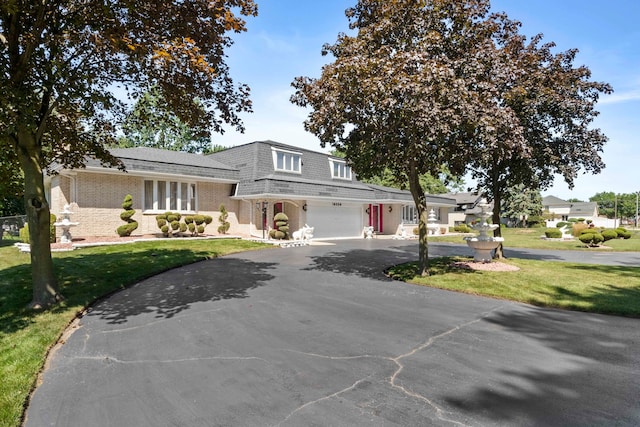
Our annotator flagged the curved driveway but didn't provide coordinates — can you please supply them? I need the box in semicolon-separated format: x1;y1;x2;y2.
26;240;640;426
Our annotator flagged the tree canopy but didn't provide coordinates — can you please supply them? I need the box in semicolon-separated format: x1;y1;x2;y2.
0;0;257;308
292;0;611;269
292;0;528;274
590;192;638;221
117;86;214;153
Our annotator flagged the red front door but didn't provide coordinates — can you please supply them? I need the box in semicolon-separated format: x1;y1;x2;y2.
369;204;383;232
273;202;283;229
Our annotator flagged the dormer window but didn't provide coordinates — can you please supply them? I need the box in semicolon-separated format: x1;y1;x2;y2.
330;159;352;180
272;148;302;173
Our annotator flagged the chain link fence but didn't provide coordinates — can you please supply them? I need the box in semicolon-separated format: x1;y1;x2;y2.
1;215;27;240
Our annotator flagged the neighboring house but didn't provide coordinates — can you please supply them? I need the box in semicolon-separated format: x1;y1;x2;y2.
542;195;599;223
442;192;485;227
47;141;456;240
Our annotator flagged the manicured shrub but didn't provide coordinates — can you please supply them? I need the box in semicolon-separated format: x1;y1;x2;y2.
50;213;57;243
454;224;472;233
616;228;632;239
527;216;545;228
544;228;562;239
218;204;230;234
579;232;604;246
203;215;213;225
19;223;29;244
156;211;211;237
601;229;618;241
272;212;289;240
117;194;138;237
556;221;569;229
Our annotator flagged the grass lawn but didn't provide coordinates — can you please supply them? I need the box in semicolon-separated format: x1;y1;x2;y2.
0;237;269;427
429;227;640;251
387;256;640;317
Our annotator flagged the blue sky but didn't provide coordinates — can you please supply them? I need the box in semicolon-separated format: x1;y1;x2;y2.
216;1;640;201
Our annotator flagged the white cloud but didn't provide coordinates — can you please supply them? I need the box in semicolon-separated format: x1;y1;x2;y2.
598;89;640;105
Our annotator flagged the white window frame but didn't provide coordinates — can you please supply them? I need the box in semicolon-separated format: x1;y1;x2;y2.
402;205;418;224
329;159;352;180
272;147;302;173
143;179;197;213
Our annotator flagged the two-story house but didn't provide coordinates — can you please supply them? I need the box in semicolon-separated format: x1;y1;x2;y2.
47;140;456;240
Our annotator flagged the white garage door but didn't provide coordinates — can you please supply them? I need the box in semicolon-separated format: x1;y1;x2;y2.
306;202;363;239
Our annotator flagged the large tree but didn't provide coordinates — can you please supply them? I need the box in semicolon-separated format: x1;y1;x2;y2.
1;0;257;308
501;184;542;227
117;86;213;153
292;0;526;275
465;27;611;257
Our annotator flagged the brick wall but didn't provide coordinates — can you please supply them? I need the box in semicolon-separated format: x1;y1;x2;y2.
50;171;242;238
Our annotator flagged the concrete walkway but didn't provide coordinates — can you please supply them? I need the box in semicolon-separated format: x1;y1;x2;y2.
25;240;640;426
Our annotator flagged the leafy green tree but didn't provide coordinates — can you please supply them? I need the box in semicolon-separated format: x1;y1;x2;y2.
502;184;542;227
1;0;257;308
590;192;637;221
119;86;213;153
292;0;540;275
330;149;457;194
464;15;611;257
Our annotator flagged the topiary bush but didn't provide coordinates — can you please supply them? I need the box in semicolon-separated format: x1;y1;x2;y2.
218;204;230;234
50;213;57;243
601;229;618;241
556;221;569;229
544;228;562;239
579;231;604;247
19;223;29;244
156;211;212;237
615;227;632;239
117;194;139;237
272;212;289;240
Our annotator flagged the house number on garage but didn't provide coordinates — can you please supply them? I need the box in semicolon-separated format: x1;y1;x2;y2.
332;202;342;207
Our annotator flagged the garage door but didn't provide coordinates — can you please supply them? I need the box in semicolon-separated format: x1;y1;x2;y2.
306;202;363;239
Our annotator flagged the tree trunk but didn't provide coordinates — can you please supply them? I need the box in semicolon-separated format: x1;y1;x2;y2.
492;188;504;259
16;129;62;309
408;161;429;276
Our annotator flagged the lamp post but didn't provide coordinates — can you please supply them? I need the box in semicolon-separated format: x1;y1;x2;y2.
256;201;268;239
636;191;640;229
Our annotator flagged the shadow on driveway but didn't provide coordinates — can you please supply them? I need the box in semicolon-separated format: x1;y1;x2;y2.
86;258;277;325
443;307;639;426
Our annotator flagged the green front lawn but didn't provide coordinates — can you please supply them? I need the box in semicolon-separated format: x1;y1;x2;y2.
387;257;640;317
0;238;269;427
429;227;640;251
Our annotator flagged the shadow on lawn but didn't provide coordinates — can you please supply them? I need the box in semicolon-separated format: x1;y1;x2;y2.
443;306;640;426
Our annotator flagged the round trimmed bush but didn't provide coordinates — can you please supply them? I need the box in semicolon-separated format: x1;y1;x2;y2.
184;216;194;224
171;220;180;230
188;223;196;233
161;225;169;234
556;222;569;229
579;232;603;246
157;219;167;227
197;225;205;234
544;228;562;239
203;215;213;225
193;215;205;225
179;223;188;233
601;229;618;241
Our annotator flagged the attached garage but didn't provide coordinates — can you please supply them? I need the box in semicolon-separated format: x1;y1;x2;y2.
306;201;364;239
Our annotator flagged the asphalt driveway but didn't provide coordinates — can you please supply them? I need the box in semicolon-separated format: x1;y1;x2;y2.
25;240;640;426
